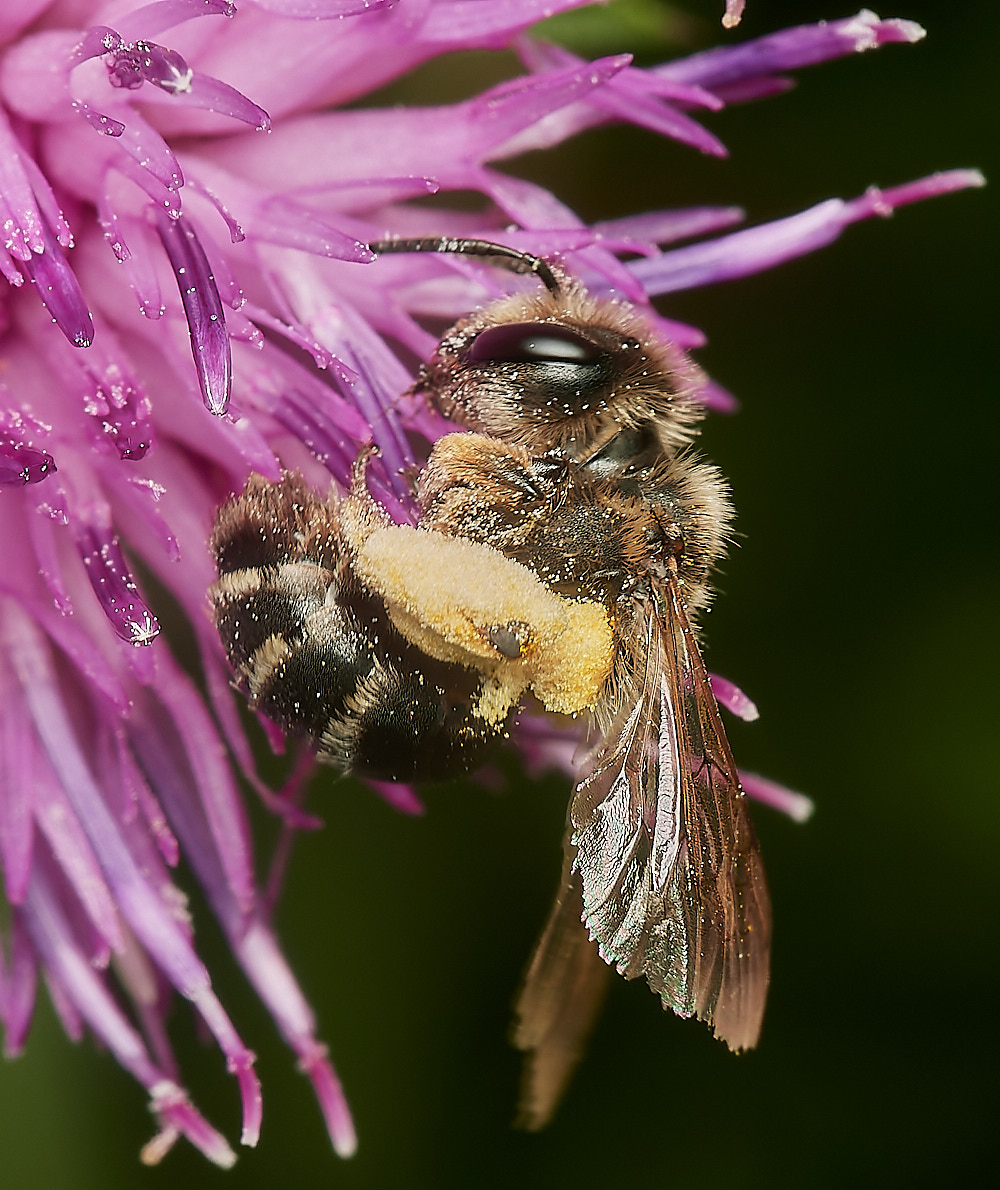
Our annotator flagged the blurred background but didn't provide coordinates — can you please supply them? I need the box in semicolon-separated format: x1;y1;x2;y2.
1;1;995;1186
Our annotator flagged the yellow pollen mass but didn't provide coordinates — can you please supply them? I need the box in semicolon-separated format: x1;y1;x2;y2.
354;524;612;717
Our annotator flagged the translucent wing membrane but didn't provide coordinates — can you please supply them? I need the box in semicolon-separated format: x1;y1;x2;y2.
511;864;610;1131
514;573;770;1125
572;578;770;1049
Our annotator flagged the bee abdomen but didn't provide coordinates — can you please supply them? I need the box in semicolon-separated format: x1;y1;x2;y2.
319;657;499;781
211;561;332;672
210;471;340;574
242;602;378;742
211;475;511;783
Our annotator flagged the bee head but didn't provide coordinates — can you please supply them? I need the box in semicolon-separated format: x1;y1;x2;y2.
419;279;705;462
368;235;705;463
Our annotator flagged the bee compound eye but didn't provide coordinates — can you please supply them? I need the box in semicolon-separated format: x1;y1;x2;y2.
467;322;604;367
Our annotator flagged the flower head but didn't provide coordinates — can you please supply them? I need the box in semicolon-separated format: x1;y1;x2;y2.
0;0;983;1168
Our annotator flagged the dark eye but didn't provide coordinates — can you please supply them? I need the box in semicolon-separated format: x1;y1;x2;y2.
467;322;603;365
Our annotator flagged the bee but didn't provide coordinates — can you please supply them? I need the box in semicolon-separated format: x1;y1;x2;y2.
209;237;771;1129
210;462;613;780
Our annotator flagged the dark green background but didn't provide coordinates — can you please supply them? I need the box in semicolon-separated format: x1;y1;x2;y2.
2;2;995;1187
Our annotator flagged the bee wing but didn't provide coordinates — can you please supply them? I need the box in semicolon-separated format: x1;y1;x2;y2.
511;859;610;1131
571;579;771;1050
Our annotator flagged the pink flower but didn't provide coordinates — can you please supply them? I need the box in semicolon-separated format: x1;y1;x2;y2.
0;0;983;1168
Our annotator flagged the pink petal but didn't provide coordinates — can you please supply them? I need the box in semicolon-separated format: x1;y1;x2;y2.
630;172;986;295
741;771;815;823
156;212;232;415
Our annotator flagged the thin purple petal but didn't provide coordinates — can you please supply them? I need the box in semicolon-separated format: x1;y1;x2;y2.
77;345;154;461
24;502;72;616
236;921;358;1157
74;521;160;647
116;735;180;868
114;117;184;194
243;306;359;384
641;309;706;352
519;40;728;157
659;10;926;91
10;618;263;1142
366;780;425;816
710;674;760;722
0;442;56;486
108;150;181;218
75;101;126;137
300;302;416;506
591;206;745;248
21;868;237;1167
141;1087;237;1168
843;169;987;216
111;1;237;44
630;171;986;296
419;0;585;44
29;607;134;718
255;197;372;260
130;681;353;1155
474;54;632;153
0;914;37;1056
71;25;123;67
0;680;35;905
168;72;271;130
0;109;44;257
697;378;740;415
144;659;258;919
73;6;237;68
707;75;796;106
265;385;366;482
19;217;94;349
33;756;125;951
43;962;85;1041
741;771;815;823
95;201;165;314
632;198;849;294
156;212;232;415
254;0;397;15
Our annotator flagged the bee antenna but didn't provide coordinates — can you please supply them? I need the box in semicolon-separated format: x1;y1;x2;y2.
367;237;562;296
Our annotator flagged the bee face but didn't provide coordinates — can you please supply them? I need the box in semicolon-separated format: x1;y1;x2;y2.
210;236;771;1129
414;275;704;465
